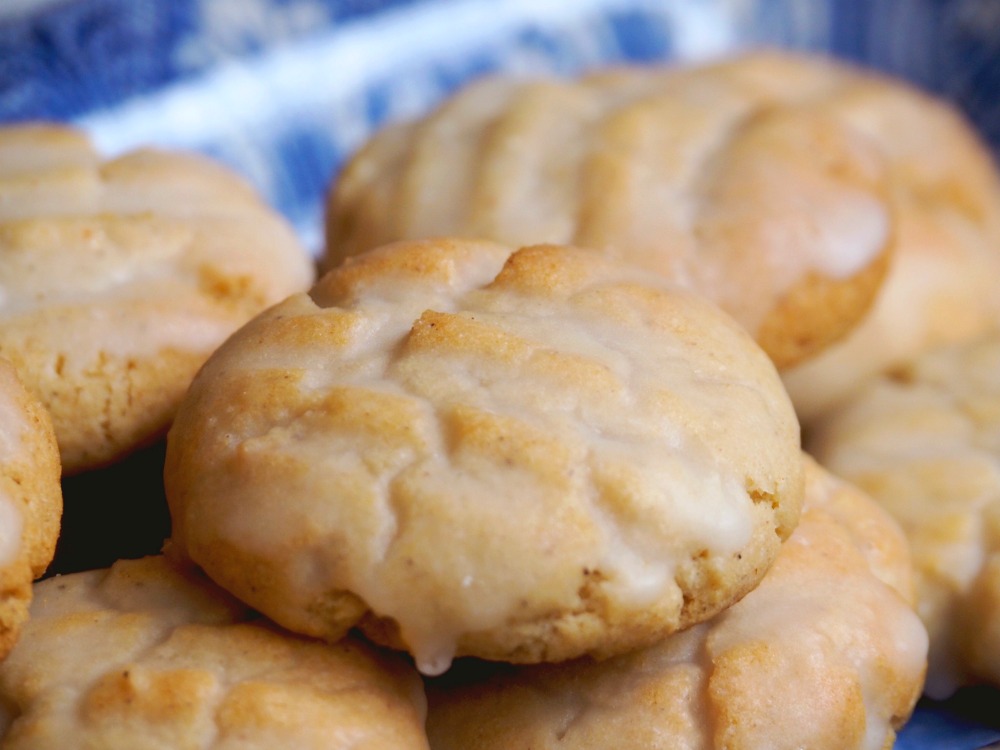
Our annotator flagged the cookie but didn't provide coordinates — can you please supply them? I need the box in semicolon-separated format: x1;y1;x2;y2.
742;53;1000;420
165;238;804;675
0;123;315;473
323;52;899;370
0;358;61;659
0;555;429;749
425;456;928;750
808;331;1000;697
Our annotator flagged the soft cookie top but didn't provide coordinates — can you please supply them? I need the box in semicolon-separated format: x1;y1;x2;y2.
425;457;928;750
323;52;899;370
0;555;429;749
0;124;315;473
0;358;61;660
165;238;803;675
809;331;1000;697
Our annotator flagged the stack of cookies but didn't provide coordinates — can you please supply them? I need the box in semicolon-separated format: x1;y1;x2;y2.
2;49;998;749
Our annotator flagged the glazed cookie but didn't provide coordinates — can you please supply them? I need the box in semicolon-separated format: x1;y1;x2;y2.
763;56;1000;420
425;456;928;750
0;555;429;749
809;332;1000;697
0;124;315;473
324;51;1000;384
0;358;61;660
324;52;897;370
165;238;804;675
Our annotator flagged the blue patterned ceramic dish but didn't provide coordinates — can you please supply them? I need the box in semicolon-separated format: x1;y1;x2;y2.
1;1;999;746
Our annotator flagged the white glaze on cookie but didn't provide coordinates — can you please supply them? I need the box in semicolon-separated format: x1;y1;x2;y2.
0;494;23;568
424;457;927;750
0;556;429;750
0;124;315;472
0;357;61;660
325;53;896;369
0;374;28;568
810;332;1000;696
166;239;803;674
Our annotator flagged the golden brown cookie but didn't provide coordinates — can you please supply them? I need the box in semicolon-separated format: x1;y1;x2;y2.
323;51;901;370
165;238;803;675
425;456;927;750
0;555;429;749
809;331;1000;697
726;52;1000;420
0;358;61;660
0;123;315;473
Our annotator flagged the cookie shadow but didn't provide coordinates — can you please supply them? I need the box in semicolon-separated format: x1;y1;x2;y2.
45;439;171;577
